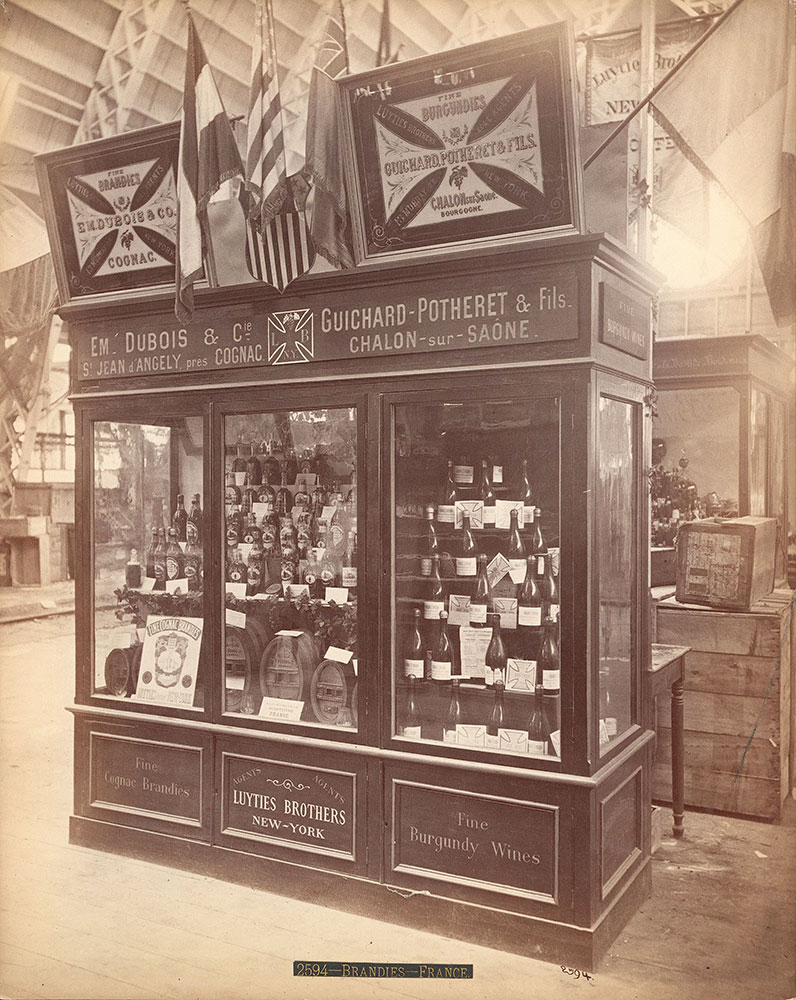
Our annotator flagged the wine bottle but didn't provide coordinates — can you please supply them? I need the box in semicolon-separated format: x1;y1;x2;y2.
153;528;167;589
540;556;560;623
480;459;496;526
403;608;425;679
527;683;551;755
227;545;246;584
329;494;348;557
246;536;263;596
456;511;478;577
506;507;526;583
452;452;474;487
242;512;262;546
125;548;142;589
531;507;546;576
275;467;292;517
420;504;439;577
263;441;281;486
341;530;357;595
187;494;202;546
539;616;561;698
261;503;280;557
438;460;457;524
430;610;453;682
486;678;506;748
484;612;507;688
470;553;491;624
226;504;243;548
319;538;338;590
184;536;202;591
402;675;422;738
246;441;262;486
424;553;446;621
166;527;184;581
172;493;187;543
232;441;247;483
443;677;462;743
284;448;299;485
521;459;534;525
224;469;241;509
303;553;320;599
146;526;158;579
518;553;543;627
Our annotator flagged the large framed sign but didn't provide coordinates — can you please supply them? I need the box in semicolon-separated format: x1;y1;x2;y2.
35;121;179;304
340;23;583;264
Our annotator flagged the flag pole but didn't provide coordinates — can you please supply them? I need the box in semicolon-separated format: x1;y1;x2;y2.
583;0;748;170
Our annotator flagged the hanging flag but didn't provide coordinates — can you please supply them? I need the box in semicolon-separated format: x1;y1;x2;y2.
244;0;315;292
650;0;794;325
304;0;355;269
176;8;244;321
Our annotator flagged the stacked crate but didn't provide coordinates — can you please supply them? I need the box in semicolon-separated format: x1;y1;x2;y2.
655;589;794;821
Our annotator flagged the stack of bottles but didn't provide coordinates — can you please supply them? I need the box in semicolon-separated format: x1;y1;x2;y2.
131;492;204;592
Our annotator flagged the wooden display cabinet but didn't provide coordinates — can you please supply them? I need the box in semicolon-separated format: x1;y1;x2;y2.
62;232;657;969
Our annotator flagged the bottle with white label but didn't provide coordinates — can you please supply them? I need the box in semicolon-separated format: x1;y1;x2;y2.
424;553;446;621
420;504;439;576
479;460;496;526
430;610;453;682
539;617;560;694
527;683;551;755
452;453;474;487
531;507;546;575
484;612;507;688
456;511;478;577
443;677;462;743
402;675;422;738
540;553;559;623
403;608;426;679
506;507;526;583
437;460;458;524
341;530;357;595
470;553;491;624
521;459;534;525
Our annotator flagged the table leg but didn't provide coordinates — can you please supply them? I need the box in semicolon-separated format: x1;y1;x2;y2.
671;676;685;838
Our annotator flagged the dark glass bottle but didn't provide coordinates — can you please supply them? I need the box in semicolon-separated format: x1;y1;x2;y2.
341;530;357;595
146;526;158;579
456;511;478;577
430;610;453;682
284;449;299;485
184;536;202;591
261;503;280;557
521;458;534;524
424;553;446;621
125;548;142;589
153;527;167;590
540;557;560;623
470;553;491;625
275;467;292;517
484;612;507;688
480;459;496;526
539;616;561;742
165;527;184;581
486;679;506;746
226;504;243;548
518;553;543;661
437;460;457;525
443;677;462;743
246;536;263;596
531;506;546;569
256;481;276;505
403;608;425;679
242;513;262;546
263;441;281;486
227;545;246;584
506;507;526;583
420;504;439;577
329;495;349;557
172;493;187;543
187;494;202;546
527;683;551;755
402;675;421;738
224;469;241;509
232;442;247;479
246;442;262;486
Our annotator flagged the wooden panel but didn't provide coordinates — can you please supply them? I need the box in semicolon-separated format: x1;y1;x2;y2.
679;650;782;697
655;689;780;741
653;729;780;781
600;768;642;899
653;764;782;820
657;606;782;657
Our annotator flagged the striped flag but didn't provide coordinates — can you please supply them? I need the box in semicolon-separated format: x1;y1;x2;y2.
176;9;244;321
304;0;355;269
244;0;315;292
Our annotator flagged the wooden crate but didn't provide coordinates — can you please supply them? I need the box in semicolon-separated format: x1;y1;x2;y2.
675;516;777;610
655;589;794;821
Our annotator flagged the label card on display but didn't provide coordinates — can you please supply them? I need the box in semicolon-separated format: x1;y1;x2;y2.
550;730;562;757
325;646;353;664
225;582;247;599
508;560;527;585
459;626;491;679
295;473;317;489
276;629;305;637
135;615;203;708
518;605;543;627
447;594;472;627
456;724;486;748
136;627;146;643
499;729;529;755
165;579;189;595
238;543;253;561
493;597;518;630
225;609;246;628
259;697;304;722
487;553;511;589
321;505;337;524
325;587;349;604
140;577;156;593
495;499;524;529
252;503;269;518
285;583;310;600
454;500;484;530
507;658;536;691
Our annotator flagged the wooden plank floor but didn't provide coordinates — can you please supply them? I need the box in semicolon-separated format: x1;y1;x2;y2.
1;617;794;1000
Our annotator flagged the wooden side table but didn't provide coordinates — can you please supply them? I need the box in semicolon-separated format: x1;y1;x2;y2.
648;644;690;838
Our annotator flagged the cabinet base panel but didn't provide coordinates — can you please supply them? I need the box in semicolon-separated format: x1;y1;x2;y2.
69;814;651;971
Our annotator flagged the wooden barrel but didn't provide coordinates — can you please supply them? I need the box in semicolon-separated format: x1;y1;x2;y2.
225;624;265;714
104;645;140;697
259;630;320;703
309;658;357;726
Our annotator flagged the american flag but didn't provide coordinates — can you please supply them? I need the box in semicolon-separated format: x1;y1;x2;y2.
304;0;355;269
175;9;243;321
244;0;315;292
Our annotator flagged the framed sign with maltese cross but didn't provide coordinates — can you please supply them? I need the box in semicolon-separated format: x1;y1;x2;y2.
339;23;583;264
268;309;314;365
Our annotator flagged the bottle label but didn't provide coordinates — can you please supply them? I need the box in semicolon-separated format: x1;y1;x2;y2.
423;600;445;620
431;659;452;681
402;725;422;739
184;562;197;580
186;522;199;545
154;561;166;583
224;487;238;505
469;602;487;624
443;728;457;744
243;530;256;544
537;555;545;576
482;505;496;525
492;465;503;484
453;464;473;485
404;658;424;678
542;669;560;691
483;665;494;687
437;504;455;524
485;733;500;750
320;565;336;584
420;557;432;576
342;566;357;588
166;557;181;580
229;567;245;583
523;505;535;524
549;603;560;622
605;716;618;737
518;606;542;627
527;739;547;755
456;557;477;576
508;558;526;583
247;567;262;587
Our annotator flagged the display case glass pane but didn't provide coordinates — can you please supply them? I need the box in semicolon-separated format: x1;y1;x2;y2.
597;397;635;753
651;387;740;541
749;387;769;516
222;409;358;730
391;396;561;761
92;417;205;708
